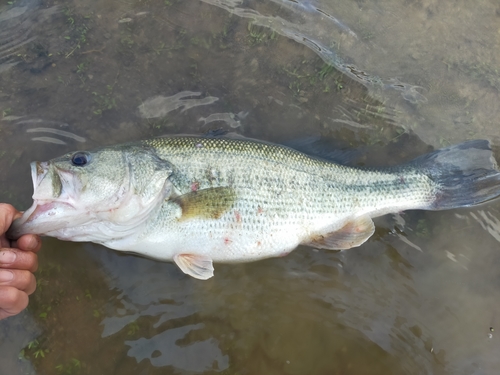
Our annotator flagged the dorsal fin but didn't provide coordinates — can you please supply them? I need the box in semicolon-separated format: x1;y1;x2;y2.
283;136;362;165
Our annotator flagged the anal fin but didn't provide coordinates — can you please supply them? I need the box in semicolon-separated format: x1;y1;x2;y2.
305;215;375;250
173;253;214;280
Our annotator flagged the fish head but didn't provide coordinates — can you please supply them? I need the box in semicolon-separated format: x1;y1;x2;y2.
8;145;174;241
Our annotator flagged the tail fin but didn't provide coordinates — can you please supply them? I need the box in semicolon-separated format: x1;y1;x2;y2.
410;140;500;210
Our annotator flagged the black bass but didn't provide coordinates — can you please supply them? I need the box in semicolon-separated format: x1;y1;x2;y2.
8;136;500;279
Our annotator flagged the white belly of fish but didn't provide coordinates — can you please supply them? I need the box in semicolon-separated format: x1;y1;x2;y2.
110;215;308;263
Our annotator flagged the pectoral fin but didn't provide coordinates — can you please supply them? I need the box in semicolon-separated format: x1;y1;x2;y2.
173;254;214;280
305;215;375;250
173;187;236;221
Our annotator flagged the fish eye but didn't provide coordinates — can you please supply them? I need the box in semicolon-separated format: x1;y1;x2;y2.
71;152;91;167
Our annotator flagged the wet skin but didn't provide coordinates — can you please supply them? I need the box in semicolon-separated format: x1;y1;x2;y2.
0;204;41;320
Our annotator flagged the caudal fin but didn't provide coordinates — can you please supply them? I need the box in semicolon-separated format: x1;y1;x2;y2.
410;140;500;210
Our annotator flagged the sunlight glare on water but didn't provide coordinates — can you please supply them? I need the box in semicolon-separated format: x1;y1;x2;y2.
1;0;500;374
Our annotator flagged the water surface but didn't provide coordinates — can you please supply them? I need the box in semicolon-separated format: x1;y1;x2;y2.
1;0;500;374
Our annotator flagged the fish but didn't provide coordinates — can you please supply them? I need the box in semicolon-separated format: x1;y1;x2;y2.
7;135;500;280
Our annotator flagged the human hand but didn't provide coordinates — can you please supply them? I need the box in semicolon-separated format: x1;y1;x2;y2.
0;204;41;320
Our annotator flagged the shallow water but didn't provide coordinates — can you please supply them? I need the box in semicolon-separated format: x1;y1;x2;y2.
1;0;500;374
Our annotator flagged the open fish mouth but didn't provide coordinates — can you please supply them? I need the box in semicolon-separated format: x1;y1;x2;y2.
7;161;78;239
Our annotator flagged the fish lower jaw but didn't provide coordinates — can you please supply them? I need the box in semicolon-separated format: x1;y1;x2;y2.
26;200;76;223
7;200;84;239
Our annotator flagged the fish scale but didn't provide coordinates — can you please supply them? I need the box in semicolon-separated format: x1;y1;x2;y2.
8;136;500;279
133;137;433;267
144;136;435;218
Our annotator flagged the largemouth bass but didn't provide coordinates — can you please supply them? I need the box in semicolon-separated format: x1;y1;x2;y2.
8;136;500;279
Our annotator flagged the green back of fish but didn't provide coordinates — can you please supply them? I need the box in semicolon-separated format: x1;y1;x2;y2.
141;136;436;220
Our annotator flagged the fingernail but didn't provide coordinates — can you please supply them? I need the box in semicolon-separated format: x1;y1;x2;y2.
0;251;16;264
0;270;13;282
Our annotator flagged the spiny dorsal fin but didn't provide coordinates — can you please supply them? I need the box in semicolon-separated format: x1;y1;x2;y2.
173;254;214;280
173;187;236;221
304;215;375;250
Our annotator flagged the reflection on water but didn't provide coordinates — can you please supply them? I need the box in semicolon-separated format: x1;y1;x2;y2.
92;247;229;372
199;112;246;129
201;0;429;104
26;127;86;142
138;92;219;119
0;2;57;74
126;324;229;371
470;209;500;244
1;0;500;374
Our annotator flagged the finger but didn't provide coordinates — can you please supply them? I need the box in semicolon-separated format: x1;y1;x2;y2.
0;204;22;248
0;204;21;234
0;248;38;273
16;235;42;253
0;286;28;320
0;237;9;249
0;270;36;295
